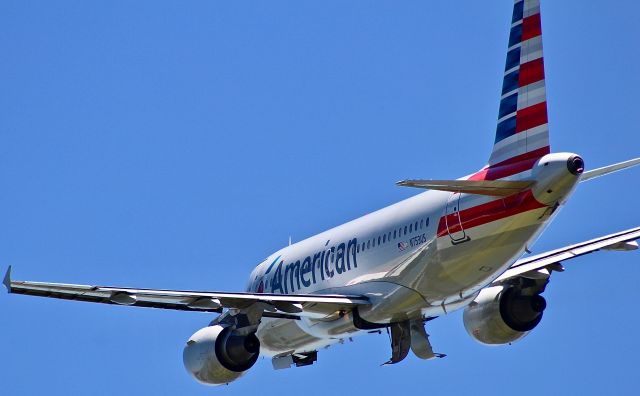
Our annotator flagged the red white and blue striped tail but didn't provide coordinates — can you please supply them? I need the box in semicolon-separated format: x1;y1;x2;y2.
487;0;550;173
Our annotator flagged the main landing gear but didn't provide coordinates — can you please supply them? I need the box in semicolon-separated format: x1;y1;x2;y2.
383;319;445;365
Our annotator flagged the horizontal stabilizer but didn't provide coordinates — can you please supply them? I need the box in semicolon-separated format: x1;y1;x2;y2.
396;179;535;197
580;157;640;182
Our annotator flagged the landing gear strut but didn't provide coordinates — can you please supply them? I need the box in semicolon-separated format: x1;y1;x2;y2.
384;319;445;365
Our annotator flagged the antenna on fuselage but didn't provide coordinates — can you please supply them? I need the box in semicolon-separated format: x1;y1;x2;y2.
288;236;292;246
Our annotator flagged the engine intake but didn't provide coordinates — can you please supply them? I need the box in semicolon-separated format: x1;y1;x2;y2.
463;286;546;345
183;325;260;386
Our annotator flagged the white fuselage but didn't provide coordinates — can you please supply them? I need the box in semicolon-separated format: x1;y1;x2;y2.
249;153;581;356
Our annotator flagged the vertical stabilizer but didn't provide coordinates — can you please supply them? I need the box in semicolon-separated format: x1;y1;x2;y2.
488;0;550;169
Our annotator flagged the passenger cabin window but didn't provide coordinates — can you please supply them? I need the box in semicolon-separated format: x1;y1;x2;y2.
420;219;424;229
404;226;408;234
383;234;386;243
393;230;397;239
378;236;381;245
367;240;371;249
409;224;413;233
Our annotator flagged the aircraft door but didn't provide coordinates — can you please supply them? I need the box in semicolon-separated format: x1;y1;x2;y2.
445;193;467;242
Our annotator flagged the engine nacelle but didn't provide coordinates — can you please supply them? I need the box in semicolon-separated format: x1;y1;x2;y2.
183;325;260;386
463;285;546;345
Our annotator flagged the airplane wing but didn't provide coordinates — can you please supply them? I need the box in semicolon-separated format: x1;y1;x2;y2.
2;268;369;319
495;226;640;283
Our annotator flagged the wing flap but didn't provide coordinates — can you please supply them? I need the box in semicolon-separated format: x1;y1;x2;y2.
396;179;535;197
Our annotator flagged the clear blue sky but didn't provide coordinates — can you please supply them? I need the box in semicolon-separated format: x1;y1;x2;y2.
1;1;639;394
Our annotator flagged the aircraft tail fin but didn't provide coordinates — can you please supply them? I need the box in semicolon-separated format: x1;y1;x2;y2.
488;0;550;171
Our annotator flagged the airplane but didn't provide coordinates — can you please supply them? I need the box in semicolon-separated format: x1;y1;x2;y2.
4;0;640;386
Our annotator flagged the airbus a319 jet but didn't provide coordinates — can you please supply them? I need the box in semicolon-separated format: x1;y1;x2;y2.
5;0;640;386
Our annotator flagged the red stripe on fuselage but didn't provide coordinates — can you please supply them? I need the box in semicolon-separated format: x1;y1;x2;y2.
437;190;546;238
470;146;550;181
522;14;542;41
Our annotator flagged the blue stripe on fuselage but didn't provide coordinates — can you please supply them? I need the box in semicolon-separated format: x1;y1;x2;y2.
265;255;281;275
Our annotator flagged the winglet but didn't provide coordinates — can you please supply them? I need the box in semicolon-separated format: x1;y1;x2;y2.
3;266;12;293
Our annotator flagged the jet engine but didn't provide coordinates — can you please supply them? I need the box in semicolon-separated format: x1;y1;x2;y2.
183;325;260;386
463;285;546;345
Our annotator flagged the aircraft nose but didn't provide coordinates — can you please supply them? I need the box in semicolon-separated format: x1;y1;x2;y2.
567;155;585;175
